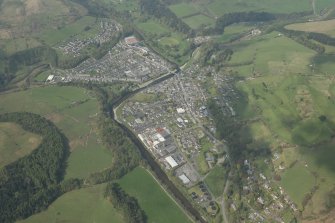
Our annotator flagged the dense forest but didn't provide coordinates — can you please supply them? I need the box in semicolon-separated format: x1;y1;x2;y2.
0;112;69;223
105;183;147;223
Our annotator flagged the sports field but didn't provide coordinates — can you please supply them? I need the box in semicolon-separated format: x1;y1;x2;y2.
118;167;192;223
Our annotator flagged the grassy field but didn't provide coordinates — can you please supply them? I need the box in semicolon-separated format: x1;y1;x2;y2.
118;167;192;223
0;122;42;168
18;184;123;223
169;3;199;18
280;162;316;209
286;19;335;38
137;20;170;35
230;32;315;76
216;24;254;43
37;16;98;46
0;86;113;179
183;14;215;29
205;166;227;197
1;37;42;54
206;0;335;17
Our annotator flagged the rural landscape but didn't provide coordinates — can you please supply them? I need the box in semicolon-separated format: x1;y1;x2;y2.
0;0;335;222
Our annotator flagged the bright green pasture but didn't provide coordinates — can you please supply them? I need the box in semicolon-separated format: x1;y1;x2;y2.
18;184;123;223
118;167;192;223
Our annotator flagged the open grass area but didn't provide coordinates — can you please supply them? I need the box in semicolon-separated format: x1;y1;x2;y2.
286;19;335;38
118;167;192;223
280;162;316;209
205;166;227;197
169;3;199;18
183;14;214;29
18;184;123;223
216;24;254;43
0;86;113;179
137;20;170;35
1;37;42;55
37;16;98;46
0;122;42;168
206;0;335;17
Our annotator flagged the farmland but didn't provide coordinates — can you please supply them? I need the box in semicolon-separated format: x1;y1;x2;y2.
118;167;192;223
0;122;42;168
18;184;124;223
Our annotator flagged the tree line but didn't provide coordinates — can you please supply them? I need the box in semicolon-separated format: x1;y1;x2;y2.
105;183;147;223
0;112;69;223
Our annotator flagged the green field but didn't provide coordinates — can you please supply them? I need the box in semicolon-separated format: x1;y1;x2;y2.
1;37;42;55
206;0;335;17
118;167;192;223
183;14;214;29
137;20;170;35
205;166;227;197
0;86;113;179
286;19;335;38
18;184;123;223
216;24;254;43
230;32;315;76
38;16;98;46
169;3;199;18
0;122;42;168
280;162;316;209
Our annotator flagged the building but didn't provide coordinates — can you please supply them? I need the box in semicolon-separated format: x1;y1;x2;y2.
125;36;139;45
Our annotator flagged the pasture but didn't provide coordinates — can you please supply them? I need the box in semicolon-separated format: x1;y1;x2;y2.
183;14;214;29
206;0;335;17
18;184;123;223
286;19;335;38
0;122;42;168
280;162;316;209
118;167;192;223
137;20;170;35
169;3;199;18
38;16;98;46
0;86;114;179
